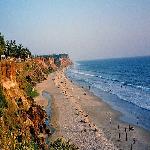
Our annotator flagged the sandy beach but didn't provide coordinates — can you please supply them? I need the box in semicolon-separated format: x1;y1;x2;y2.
35;69;150;150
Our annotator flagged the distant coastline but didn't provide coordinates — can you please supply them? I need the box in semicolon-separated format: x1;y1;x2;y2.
77;55;150;62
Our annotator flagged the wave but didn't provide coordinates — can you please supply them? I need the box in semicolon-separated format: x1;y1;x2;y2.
136;85;150;92
110;79;150;92
74;62;81;66
92;83;150;110
67;72;150;112
116;94;150;111
71;70;95;77
67;57;150;130
121;82;150;92
71;69;150;93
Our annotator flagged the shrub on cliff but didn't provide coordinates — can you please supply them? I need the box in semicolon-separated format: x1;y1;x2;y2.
50;138;79;150
25;82;39;98
0;85;7;117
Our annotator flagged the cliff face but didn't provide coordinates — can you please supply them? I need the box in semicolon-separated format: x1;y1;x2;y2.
0;56;72;149
1;60;16;82
0;59;51;149
60;57;73;68
34;57;58;71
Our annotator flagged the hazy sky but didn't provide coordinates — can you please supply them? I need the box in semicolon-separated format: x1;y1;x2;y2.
0;0;150;60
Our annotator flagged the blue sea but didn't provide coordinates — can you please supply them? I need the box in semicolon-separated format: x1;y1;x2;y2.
66;56;150;131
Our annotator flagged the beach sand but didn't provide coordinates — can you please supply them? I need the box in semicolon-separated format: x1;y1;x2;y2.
35;69;150;150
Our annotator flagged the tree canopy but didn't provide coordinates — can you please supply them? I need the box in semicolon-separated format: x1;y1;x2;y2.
5;40;31;59
0;33;6;55
0;32;31;59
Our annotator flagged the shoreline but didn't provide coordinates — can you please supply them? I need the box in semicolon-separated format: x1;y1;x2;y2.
72;81;150;149
69;78;150;133
35;69;150;150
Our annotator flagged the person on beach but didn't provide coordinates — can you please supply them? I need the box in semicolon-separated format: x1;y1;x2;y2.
89;86;91;90
110;117;111;124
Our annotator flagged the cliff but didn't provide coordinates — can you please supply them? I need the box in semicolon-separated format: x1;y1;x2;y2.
0;56;74;149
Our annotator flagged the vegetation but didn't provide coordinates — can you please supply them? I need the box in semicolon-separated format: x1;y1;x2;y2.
0;32;31;59
38;54;69;59
5;40;31;59
24;81;39;98
0;32;76;149
50;138;78;150
0;85;7;117
0;32;6;55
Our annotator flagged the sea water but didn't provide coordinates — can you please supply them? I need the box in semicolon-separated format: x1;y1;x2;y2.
66;56;150;131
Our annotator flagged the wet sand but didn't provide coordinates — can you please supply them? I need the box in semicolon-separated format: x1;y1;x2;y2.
35;69;150;150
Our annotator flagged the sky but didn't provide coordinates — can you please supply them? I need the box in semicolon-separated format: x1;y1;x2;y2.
0;0;150;60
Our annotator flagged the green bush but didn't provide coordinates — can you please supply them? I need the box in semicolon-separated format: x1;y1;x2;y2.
25;83;39;98
0;85;7;117
49;138;79;150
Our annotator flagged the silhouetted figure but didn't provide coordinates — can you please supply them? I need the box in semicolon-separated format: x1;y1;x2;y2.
133;138;136;144
89;86;91;90
126;132;128;141
118;132;121;141
118;124;120;129
109;117;111;124
125;127;127;132
137;116;139;125
129;124;134;131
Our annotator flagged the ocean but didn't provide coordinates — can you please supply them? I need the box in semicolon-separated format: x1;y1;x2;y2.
66;56;150;131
